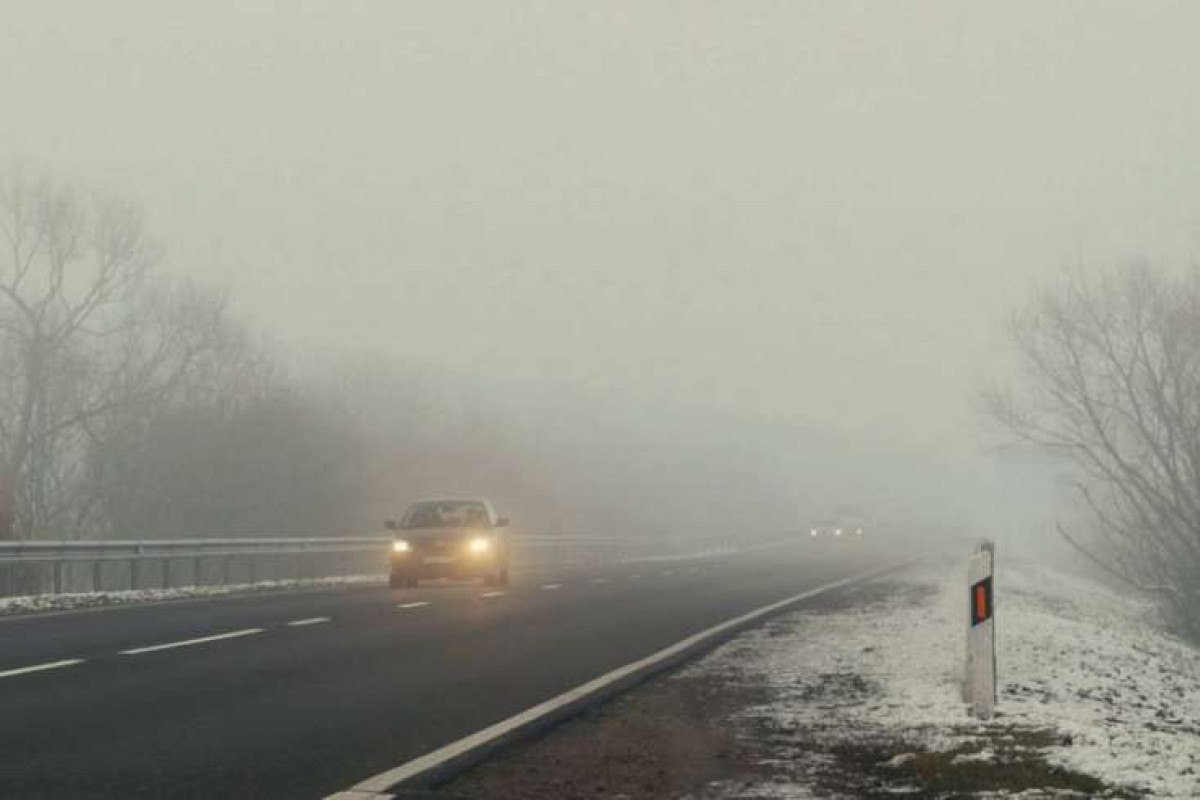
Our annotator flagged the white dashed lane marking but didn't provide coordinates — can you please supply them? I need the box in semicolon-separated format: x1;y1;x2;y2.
120;628;264;656
5;564;700;680
0;659;85;680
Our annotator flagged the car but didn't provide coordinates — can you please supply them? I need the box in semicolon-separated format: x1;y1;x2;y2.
386;497;511;588
808;510;866;541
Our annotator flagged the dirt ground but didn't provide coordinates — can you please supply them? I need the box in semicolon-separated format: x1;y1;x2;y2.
422;667;773;800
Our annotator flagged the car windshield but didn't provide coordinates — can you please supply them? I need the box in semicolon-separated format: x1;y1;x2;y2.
402;502;489;529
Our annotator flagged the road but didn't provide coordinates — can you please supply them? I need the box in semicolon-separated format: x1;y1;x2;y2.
0;544;886;799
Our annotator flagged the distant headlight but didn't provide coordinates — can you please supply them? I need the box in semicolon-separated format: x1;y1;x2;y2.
467;536;492;555
810;529;818;537
834;528;843;536
392;540;411;553
855;528;863;536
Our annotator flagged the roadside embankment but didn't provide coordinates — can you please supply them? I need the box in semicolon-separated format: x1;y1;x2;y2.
439;558;1199;799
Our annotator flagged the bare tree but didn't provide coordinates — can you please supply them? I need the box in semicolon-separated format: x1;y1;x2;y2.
82;317;371;539
985;264;1200;638
0;164;224;539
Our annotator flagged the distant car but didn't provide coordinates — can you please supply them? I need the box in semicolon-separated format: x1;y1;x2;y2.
808;518;865;540
386;498;511;588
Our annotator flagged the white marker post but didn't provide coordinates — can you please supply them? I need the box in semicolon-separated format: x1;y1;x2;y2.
964;540;996;719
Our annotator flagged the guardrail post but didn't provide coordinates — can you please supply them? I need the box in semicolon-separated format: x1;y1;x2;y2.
93;559;102;592
53;561;63;595
193;556;201;587
162;558;171;589
964;540;996;719
130;549;140;591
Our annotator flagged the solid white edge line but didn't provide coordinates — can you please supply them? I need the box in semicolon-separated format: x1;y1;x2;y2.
397;601;430;609
0;658;85;679
339;561;907;796
539;583;563;590
119;628;264;655
480;591;507;598
286;617;331;627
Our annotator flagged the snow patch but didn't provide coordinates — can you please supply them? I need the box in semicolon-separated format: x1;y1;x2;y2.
685;559;1200;798
951;748;996;765
0;574;384;615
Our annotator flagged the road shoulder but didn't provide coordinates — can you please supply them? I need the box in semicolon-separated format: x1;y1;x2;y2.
436;561;1198;799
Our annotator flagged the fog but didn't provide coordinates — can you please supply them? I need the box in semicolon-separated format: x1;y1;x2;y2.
4;2;1200;545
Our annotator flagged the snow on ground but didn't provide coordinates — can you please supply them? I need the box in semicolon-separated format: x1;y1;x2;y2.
686;558;1200;799
999;564;1200;796
0;574;384;615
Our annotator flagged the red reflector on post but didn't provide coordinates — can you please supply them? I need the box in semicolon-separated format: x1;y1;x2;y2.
970;576;993;627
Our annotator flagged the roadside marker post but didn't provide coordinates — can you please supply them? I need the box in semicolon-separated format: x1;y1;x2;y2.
964;540;996;719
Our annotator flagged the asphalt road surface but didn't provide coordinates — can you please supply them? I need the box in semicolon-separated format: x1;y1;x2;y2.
0;543;887;799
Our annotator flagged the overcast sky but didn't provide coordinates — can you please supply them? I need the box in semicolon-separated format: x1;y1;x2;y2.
3;2;1198;467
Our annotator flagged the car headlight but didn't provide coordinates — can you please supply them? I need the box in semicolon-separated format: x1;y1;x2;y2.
834;528;842;536
392;540;412;553
467;536;492;555
810;529;818;537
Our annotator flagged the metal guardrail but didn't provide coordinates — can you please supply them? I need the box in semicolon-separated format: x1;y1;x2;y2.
0;537;391;562
0;533;760;599
0;537;390;597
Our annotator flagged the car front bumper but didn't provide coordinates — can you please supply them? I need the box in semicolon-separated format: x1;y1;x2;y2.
390;552;503;579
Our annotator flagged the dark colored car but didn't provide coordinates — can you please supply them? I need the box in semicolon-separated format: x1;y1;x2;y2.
386;498;511;588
